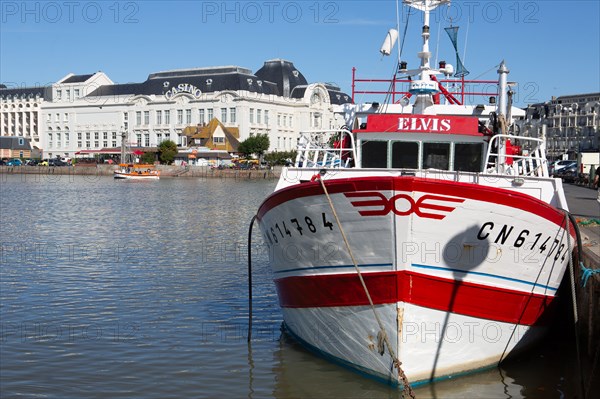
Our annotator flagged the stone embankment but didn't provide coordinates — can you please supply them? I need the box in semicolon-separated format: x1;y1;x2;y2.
0;164;281;179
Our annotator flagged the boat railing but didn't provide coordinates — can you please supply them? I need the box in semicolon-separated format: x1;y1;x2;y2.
485;134;549;178
294;129;356;169
351;67;498;105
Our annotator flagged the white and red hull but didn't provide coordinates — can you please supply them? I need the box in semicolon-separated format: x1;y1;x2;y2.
257;173;574;385
114;171;160;180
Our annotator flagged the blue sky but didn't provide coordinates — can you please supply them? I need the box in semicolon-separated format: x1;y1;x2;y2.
1;1;599;106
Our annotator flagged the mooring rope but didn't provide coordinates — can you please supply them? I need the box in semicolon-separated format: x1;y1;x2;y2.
247;215;257;342
315;172;416;398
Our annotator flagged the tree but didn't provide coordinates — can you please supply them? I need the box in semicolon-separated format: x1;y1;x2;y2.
264;150;297;165
141;152;156;164
238;134;270;159
157;140;178;165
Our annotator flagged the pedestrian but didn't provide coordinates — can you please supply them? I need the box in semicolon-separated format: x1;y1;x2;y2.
594;165;600;204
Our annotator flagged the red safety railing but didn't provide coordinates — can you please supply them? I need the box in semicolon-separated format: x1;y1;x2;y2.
351;67;499;105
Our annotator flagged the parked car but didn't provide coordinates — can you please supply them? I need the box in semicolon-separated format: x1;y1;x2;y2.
49;159;68;166
26;159;40;166
7;159;23;166
558;165;579;183
39;159;49;166
552;160;577;176
0;159;6;166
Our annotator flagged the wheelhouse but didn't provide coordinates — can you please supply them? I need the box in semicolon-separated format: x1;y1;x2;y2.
355;114;486;172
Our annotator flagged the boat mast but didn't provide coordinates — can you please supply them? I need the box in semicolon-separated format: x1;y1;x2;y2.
121;129;127;164
497;61;509;169
404;0;450;114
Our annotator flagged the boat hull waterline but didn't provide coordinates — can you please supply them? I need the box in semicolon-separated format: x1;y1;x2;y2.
257;175;574;385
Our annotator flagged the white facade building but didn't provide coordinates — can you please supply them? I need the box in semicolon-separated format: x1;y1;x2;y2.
520;92;600;158
1;60;352;159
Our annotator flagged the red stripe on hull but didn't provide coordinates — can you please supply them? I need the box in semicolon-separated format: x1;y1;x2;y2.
274;271;554;326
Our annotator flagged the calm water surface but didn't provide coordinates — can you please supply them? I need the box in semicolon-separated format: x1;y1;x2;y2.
0;174;589;398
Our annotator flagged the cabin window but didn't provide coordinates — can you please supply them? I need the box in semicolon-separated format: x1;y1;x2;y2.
391;141;419;169
361;141;388;168
423;143;450;170
454;143;483;172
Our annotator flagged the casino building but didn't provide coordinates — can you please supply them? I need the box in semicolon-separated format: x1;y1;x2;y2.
0;59;352;159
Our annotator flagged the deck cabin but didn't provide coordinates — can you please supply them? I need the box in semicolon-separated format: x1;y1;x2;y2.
355;114;485;172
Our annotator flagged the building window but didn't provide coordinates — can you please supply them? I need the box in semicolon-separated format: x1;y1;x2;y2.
264;110;269;126
48;133;53;148
103;132;108;140
56;90;62;100
112;141;117;147
85;132;90;140
94;132;99;140
103;141;108;148
78;141;82;147
230;108;236;123
136;111;141;125
144;133;150;147
277;114;281;126
66;90;71;101
221;108;227;123
164;110;170;124
185;109;191;124
112;132;117;140
47;114;51;122
94;141;99;148
55;113;60;122
144;111;150;125
74;89;80;99
207;108;213;121
64;133;69;147
86;141;90;148
283;115;287;127
257;109;262;124
156;110;162;125
177;110;183;124
213;136;225;144
123;112;128;121
250;108;254;124
156;133;162;143
136;134;142;146
64;113;69;122
199;109;205;125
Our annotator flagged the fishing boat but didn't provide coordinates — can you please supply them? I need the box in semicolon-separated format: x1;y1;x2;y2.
256;0;575;388
114;163;160;180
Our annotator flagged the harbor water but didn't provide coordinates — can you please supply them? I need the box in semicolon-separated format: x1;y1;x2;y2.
0;175;591;398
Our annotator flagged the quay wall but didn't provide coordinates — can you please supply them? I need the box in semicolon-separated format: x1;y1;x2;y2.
0;165;280;180
575;224;600;358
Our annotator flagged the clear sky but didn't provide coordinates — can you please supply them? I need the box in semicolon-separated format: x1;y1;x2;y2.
1;0;599;106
